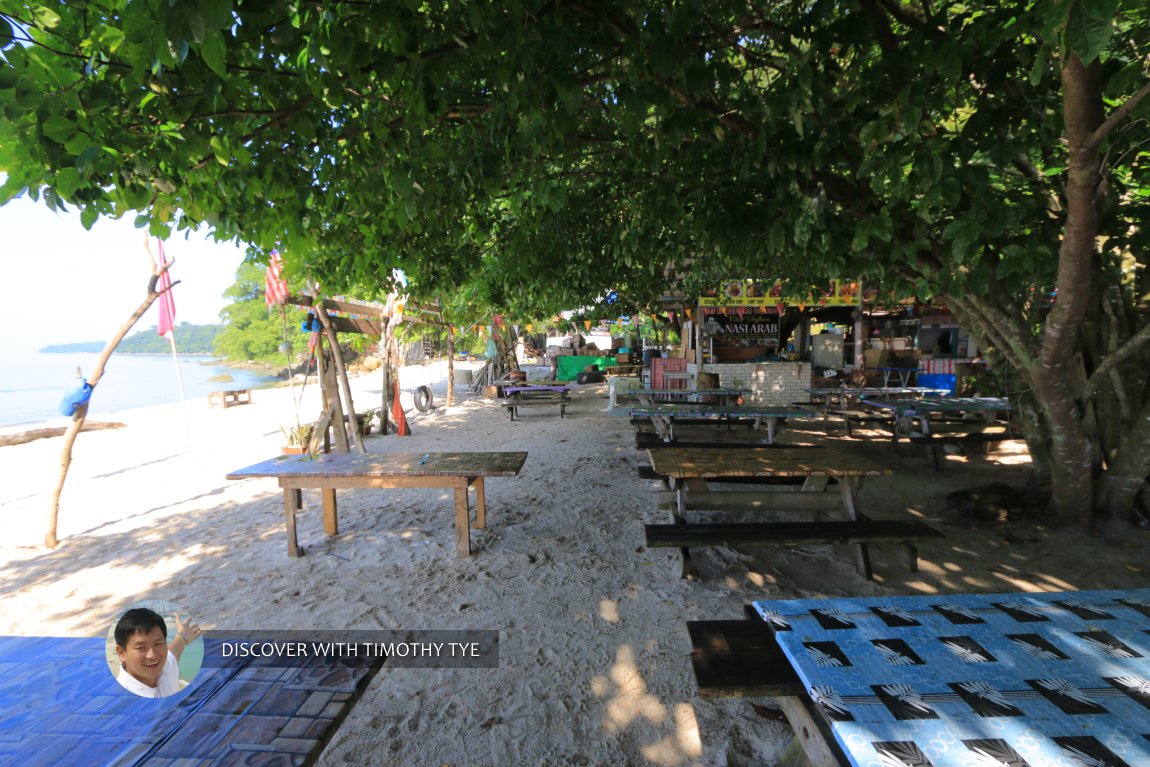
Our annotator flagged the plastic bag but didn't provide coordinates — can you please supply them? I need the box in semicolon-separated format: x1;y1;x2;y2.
59;377;93;417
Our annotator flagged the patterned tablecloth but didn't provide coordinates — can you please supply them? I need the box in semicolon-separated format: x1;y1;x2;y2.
752;589;1150;767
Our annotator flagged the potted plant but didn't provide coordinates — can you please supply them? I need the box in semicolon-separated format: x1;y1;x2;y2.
342;410;377;437
358;409;380;436
281;423;313;455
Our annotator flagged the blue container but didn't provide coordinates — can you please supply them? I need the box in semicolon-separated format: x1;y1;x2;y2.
917;373;957;395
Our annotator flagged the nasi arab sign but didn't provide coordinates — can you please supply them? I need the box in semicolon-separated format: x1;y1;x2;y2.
701;312;781;351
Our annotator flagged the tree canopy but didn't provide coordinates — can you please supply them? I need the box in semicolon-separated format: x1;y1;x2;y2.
3;1;1150;521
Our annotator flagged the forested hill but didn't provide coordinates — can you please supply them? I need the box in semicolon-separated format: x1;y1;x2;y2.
40;323;224;355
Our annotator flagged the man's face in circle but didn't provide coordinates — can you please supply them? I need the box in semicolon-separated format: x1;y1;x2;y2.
116;626;167;687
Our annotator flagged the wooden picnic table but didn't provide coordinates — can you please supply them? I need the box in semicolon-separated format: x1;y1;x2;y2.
502;386;570;420
226;451;527;558
804;386;951;433
644;446;940;579
630;403;815;444
208;388;252;408
861;396;1013;467
745;587;1150;767
502;384;571;396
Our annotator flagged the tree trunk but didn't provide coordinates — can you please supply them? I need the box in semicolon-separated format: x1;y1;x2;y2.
47;269;175;548
1097;396;1150;517
1028;55;1105;523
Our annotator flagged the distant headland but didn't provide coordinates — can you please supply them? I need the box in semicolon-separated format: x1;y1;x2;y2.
40;323;224;355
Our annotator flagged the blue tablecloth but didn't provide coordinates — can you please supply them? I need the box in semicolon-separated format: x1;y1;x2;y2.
0;636;382;766
752;589;1150;767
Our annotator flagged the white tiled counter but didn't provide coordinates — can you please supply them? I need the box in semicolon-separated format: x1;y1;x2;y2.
688;361;812;406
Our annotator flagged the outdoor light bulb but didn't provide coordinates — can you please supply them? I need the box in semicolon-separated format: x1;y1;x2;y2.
279;342;293;355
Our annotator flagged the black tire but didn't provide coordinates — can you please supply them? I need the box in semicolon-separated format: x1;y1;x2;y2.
413;385;434;412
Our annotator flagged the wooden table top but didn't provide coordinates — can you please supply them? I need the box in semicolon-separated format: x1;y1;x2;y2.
227;451;529;480
804;386;949;398
630;404;816;419
861;396;1011;414
647;446;892;479
504;385;570;394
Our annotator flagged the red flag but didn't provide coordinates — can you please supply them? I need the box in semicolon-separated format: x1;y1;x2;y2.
392;381;410;436
156;240;176;337
265;251;289;306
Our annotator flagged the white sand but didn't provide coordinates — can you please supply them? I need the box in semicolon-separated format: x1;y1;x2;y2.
1;361;1146;766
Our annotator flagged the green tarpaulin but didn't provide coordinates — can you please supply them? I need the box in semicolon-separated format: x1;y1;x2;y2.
556;355;615;381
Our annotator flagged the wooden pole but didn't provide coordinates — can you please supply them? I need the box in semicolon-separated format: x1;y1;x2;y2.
446;319;456;407
313;301;365;452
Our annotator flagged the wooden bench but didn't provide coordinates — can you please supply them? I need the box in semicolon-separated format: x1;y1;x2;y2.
688;617;802;698
501;398;568;420
645;518;944;579
208;389;252;408
908;429;1014;470
689;617;850;767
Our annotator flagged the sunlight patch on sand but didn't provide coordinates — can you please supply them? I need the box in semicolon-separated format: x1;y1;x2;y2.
598;599;620;624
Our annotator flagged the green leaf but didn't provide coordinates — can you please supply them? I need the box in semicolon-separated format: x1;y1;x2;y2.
98;26;125;52
1029;46;1047;86
76;146;103;173
210;135;229;165
1064;4;1113;64
201;31;227;77
55;167;82;198
940;177;961;207
42;115;77;143
80;206;99;230
30;5;62;28
173;4;206;45
198;0;234;29
1079;0;1119;19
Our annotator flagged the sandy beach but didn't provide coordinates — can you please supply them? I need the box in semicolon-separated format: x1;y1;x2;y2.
2;360;1147;766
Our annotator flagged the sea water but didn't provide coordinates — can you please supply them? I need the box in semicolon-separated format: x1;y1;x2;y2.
0;351;279;428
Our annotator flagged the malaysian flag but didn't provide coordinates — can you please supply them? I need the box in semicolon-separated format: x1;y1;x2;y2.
265;250;289;306
156;240;176;337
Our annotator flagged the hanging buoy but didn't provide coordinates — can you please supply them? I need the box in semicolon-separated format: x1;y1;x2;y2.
413;385;434;412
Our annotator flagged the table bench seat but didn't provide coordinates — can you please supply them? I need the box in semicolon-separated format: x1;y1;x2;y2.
647;518;942;548
501;399;568;420
646;519;943;574
688;619;802;698
688;618;851;766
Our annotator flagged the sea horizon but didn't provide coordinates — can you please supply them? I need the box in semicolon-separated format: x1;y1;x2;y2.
1;349;281;429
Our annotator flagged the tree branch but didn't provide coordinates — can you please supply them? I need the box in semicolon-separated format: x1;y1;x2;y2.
1086;77;1150;150
1082;316;1150;398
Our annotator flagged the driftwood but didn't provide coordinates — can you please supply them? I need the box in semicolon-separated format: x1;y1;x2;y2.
0;422;126;447
47;259;177;549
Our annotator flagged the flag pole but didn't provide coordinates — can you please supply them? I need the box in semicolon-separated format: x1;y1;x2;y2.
166;325;194;455
147;236;193;455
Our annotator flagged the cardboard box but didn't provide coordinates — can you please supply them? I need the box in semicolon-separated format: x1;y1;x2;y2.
864;349;890;369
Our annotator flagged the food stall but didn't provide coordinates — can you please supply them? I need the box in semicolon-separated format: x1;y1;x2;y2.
675;279;862;406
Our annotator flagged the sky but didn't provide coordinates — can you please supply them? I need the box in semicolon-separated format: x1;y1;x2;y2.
1;195;247;354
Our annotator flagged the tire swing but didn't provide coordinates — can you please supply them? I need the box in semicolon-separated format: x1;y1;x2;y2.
413;385;434;412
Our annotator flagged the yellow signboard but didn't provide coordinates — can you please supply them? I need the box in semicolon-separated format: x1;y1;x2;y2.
697;279;863;308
